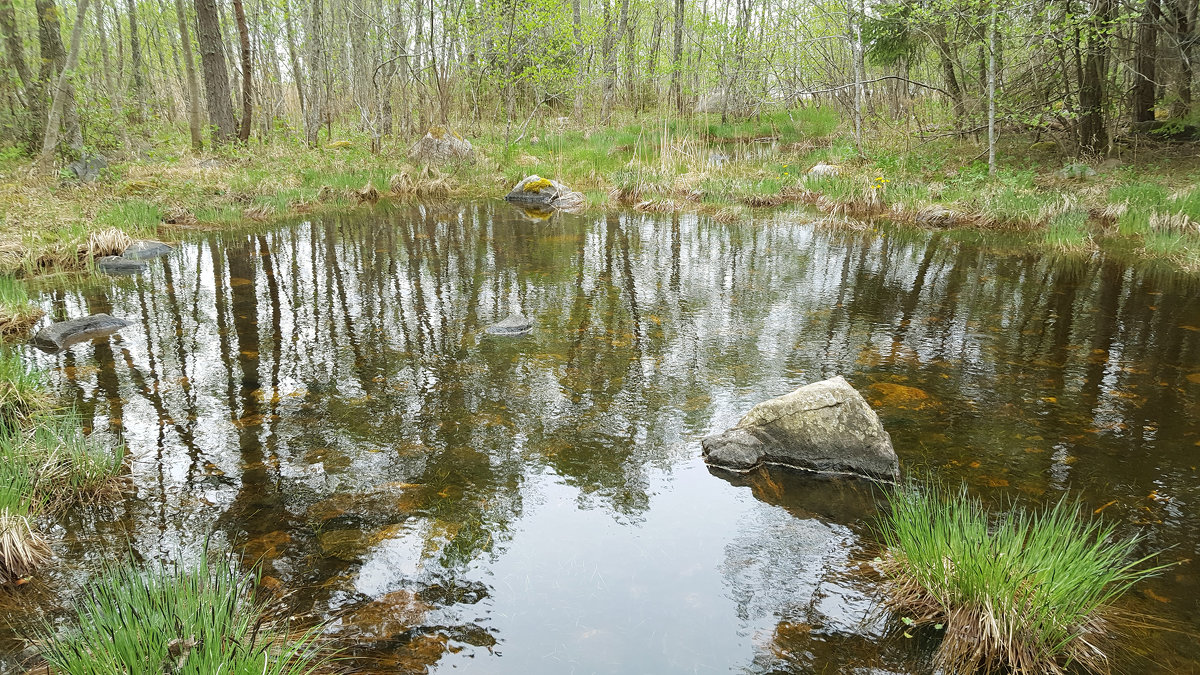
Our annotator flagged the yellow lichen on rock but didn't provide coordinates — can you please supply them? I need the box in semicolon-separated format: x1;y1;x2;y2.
523;177;554;192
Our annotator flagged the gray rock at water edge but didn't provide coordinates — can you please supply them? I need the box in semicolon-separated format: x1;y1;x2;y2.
504;175;586;212
96;256;148;275
702;376;899;480
484;314;534;337
32;313;130;352
122;240;173;260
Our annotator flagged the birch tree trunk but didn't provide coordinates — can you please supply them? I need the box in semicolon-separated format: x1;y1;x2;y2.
36;0;90;169
173;0;204;149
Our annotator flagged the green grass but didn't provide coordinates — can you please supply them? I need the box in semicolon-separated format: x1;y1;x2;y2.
0;347;46;426
877;481;1166;674
0;275;44;336
1044;209;1092;250
94;199;163;238
0;424;50;582
37;550;329;674
0;410;126;510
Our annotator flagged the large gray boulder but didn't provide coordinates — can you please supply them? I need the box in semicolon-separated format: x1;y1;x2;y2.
702;376;898;480
408;126;474;165
32;314;130;352
504;175;585;212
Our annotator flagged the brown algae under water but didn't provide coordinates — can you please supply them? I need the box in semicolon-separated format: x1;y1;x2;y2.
5;201;1200;674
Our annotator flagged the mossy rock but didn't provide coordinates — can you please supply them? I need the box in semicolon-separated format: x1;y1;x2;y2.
408;128;473;164
505;175;585;212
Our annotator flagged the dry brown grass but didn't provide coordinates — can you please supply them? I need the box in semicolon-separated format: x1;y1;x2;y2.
0;512;50;583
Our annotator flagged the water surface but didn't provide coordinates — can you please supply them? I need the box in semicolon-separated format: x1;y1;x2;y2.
9;202;1200;673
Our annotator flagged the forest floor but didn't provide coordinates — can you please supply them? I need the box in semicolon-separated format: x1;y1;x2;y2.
2;111;1200;277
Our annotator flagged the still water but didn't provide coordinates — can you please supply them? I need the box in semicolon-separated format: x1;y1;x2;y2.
8;202;1200;673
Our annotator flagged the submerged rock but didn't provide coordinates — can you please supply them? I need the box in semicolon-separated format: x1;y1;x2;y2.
701;376;898;480
122;240;173;260
95;256;148;275
504;175;585;212
484;313;533;337
408;126;474;165
32;313;130;352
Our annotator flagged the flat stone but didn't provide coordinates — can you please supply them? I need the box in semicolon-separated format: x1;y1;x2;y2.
96;256;148;275
702;376;898;480
122;240;172;260
32;313;130;352
484;313;533;337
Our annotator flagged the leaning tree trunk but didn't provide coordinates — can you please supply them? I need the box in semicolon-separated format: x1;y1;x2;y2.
232;0;252;141
173;0;204;149
195;0;236;143
0;0;38;146
36;0;90;169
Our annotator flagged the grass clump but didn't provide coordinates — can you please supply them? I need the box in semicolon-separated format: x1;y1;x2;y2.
0;276;44;337
876;481;1166;675
37;550;329;674
93;199;163;239
0;347;47;426
0;460;50;583
1;412;127;509
1044;209;1092;250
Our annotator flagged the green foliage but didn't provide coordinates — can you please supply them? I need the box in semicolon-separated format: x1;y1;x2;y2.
38;550;329;675
864;2;919;66
878;480;1167;674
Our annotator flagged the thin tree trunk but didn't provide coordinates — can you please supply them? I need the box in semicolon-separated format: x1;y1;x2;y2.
174;0;204;149
233;0;252;141
36;0;90;169
126;0;147;121
1079;0;1113;152
97;0;132;150
195;0;236;143
988;0;997;174
601;0;628;120
670;0;683;112
1;0;38;146
282;0;305;121
303;0;323;144
1133;0;1159;122
852;0;865;150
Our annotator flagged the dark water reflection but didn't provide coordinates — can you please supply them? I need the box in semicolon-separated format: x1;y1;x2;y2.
8;202;1200;673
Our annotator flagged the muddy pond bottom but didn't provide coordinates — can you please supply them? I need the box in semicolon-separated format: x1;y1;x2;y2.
10;201;1200;674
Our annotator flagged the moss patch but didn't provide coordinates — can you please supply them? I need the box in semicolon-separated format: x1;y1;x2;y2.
523;177;554;192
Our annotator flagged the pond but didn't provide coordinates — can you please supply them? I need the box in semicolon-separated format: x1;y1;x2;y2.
6;202;1199;673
